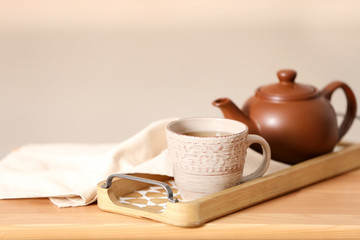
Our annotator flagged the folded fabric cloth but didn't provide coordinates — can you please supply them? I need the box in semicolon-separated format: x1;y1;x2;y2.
0;118;289;207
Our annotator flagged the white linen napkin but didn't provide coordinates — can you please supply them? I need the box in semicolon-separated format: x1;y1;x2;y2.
0;118;289;207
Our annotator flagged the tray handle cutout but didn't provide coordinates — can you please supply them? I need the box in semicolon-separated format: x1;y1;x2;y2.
101;174;179;203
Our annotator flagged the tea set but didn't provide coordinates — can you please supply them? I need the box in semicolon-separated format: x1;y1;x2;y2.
167;69;357;199
107;69;358;201
98;69;358;226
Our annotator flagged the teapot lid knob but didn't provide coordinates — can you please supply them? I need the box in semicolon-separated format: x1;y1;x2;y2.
277;69;297;83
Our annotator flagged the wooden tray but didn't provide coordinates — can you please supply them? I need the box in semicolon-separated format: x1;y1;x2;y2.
97;142;360;227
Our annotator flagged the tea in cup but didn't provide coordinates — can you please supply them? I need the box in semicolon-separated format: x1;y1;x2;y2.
166;117;271;201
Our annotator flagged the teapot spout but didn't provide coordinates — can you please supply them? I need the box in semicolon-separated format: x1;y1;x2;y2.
212;98;258;134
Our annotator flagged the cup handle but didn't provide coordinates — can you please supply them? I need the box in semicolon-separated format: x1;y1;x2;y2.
240;134;271;183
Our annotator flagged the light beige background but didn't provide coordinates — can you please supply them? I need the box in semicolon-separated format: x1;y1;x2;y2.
0;0;359;158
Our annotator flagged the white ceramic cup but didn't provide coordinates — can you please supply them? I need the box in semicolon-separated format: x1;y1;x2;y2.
166;117;271;201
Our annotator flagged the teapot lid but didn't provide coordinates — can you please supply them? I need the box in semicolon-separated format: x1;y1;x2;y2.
256;69;320;101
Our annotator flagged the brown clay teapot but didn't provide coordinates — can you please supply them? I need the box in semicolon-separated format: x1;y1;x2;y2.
213;69;357;164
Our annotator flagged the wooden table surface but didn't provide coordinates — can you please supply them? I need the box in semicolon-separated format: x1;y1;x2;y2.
1;168;360;240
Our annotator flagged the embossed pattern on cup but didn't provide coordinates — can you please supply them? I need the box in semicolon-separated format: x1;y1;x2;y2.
167;132;247;176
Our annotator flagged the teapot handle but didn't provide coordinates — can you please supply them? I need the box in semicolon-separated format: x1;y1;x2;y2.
321;81;357;140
